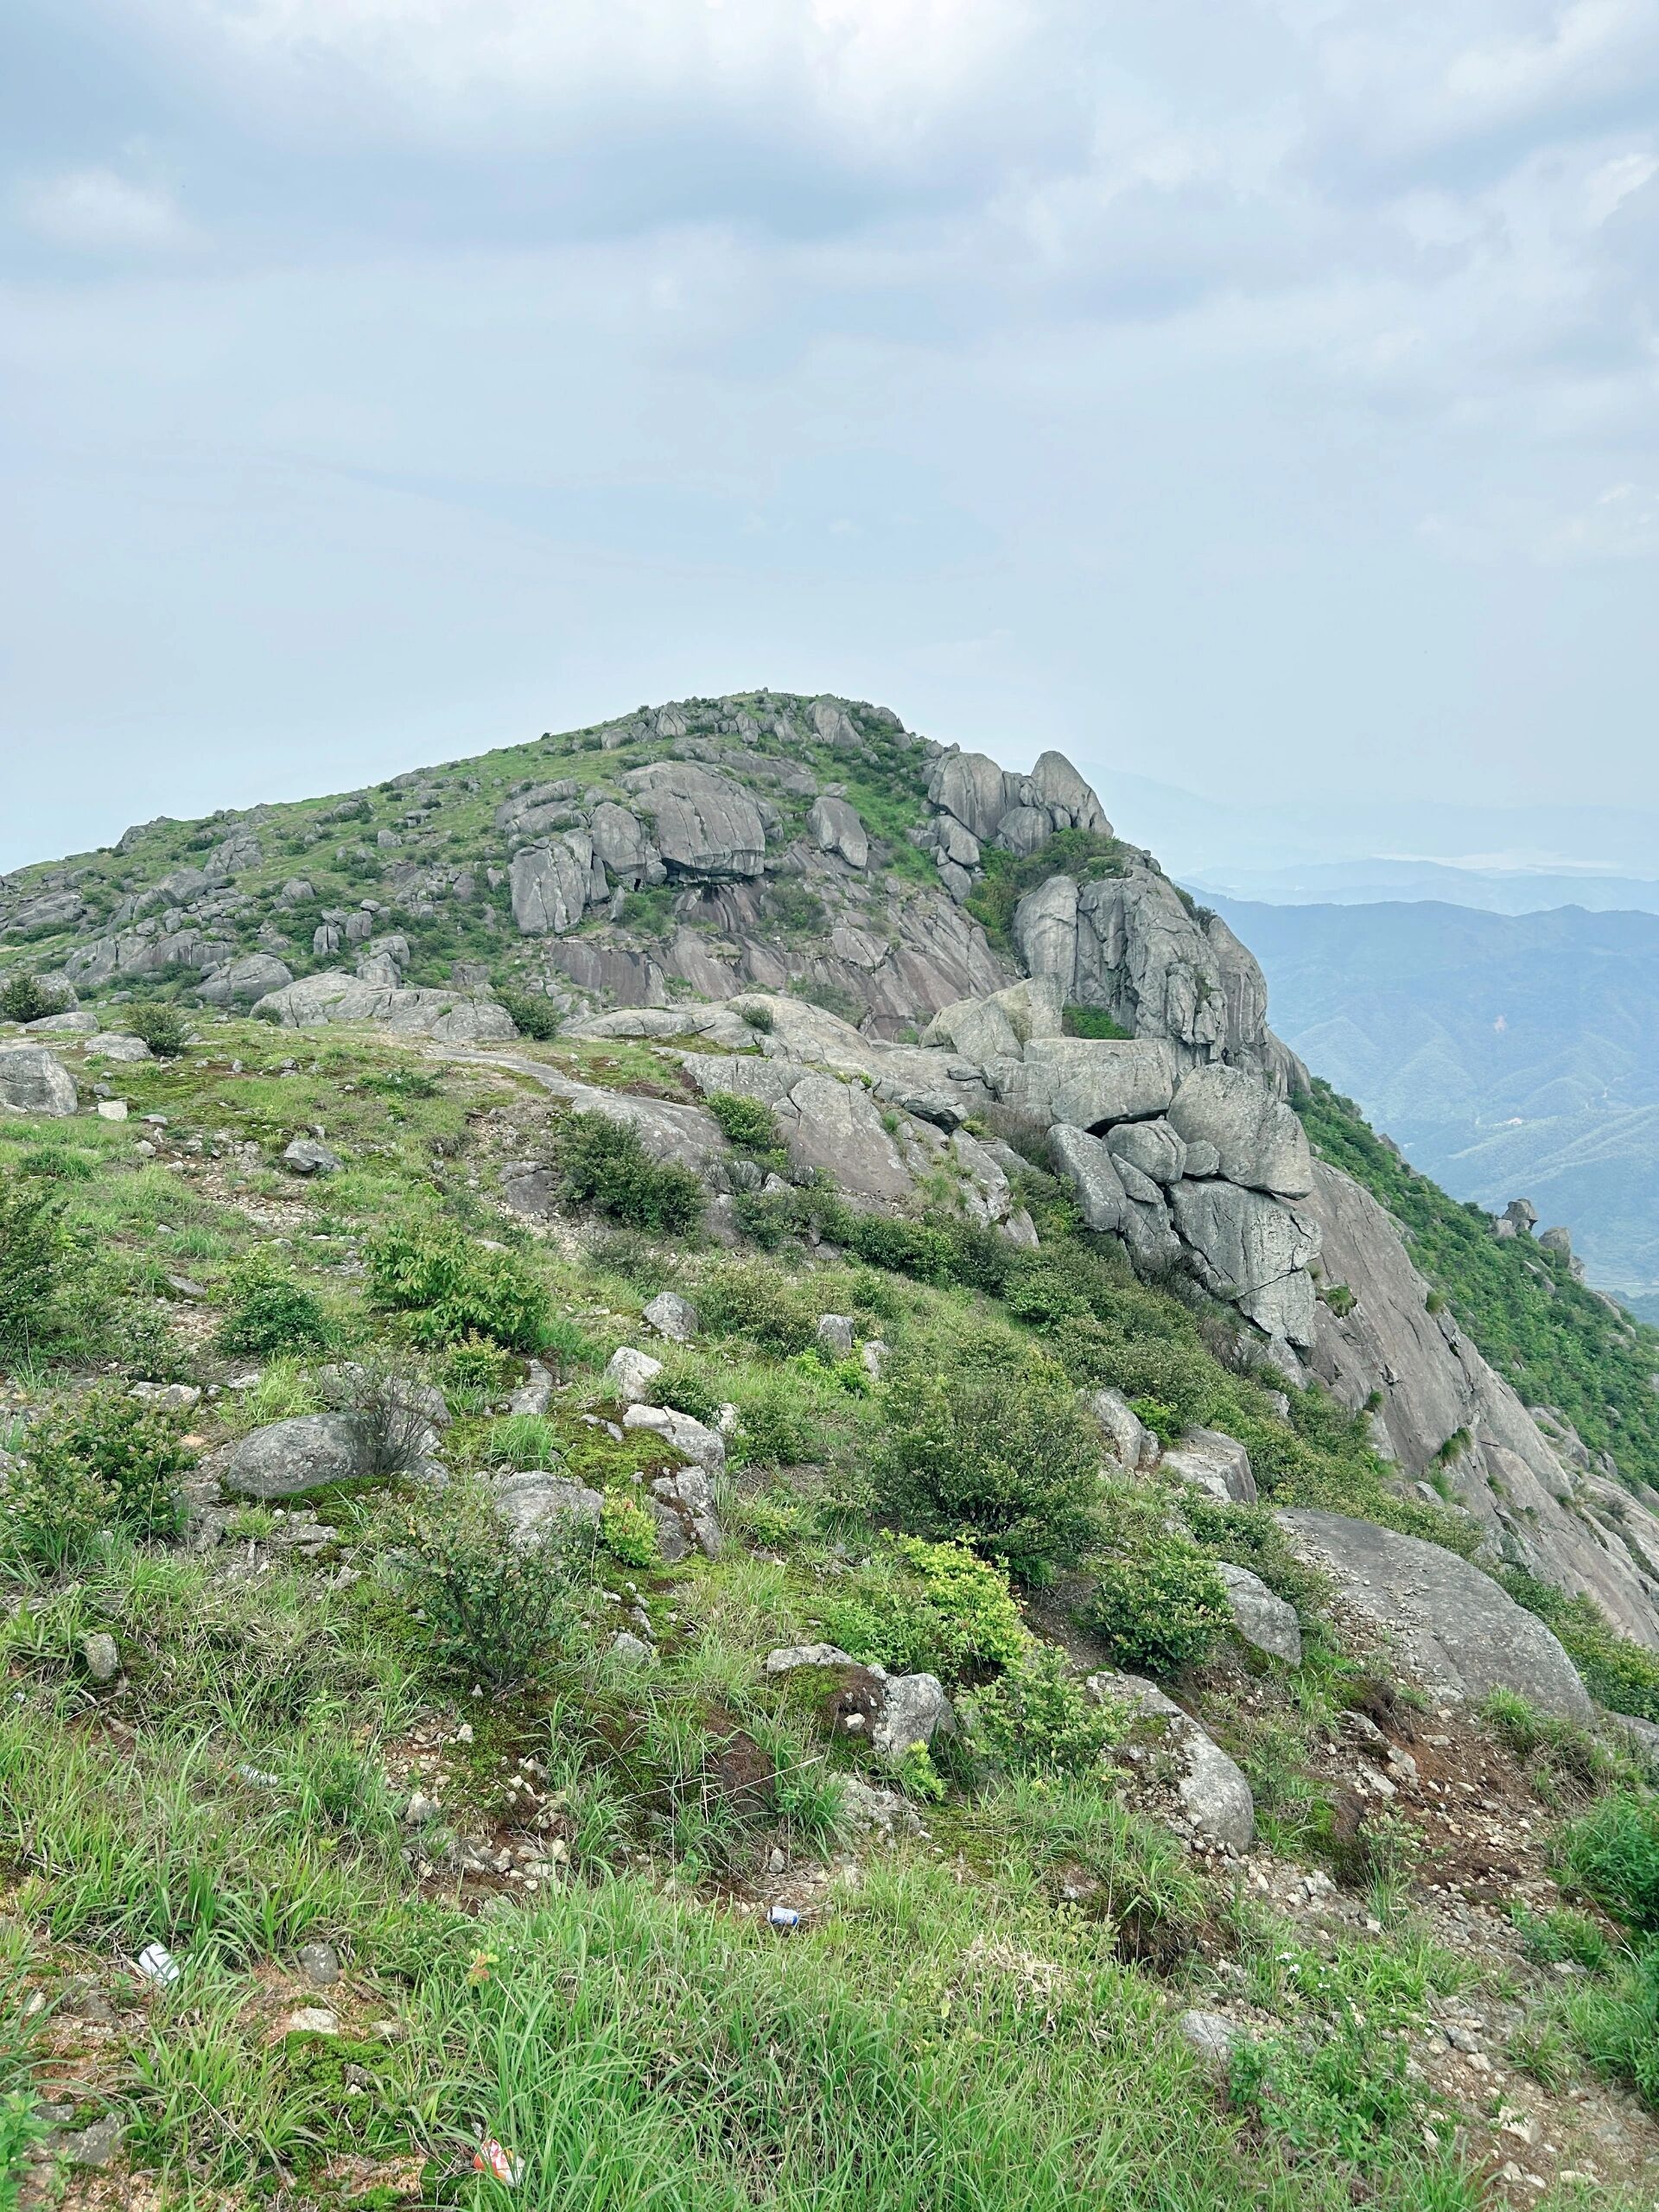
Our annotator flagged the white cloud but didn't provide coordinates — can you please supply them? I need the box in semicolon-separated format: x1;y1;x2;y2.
17;167;194;252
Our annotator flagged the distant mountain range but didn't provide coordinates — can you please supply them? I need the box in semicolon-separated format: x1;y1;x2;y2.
1099;771;1659;917
1213;897;1659;1310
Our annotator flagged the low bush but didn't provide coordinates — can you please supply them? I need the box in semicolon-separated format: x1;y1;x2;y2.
0;973;67;1024
398;1480;589;1690
963;1642;1118;1777
601;1490;661;1568
486;1412;567;1471
729;1374;817;1468
1082;1500;1230;1674
1061;1003;1132;1040
650;1351;724;1427
365;1216;551;1351
495;987;562;1040
698;1261;815;1354
436;1334;517;1396
3;1389;197;1564
1498;1567;1659;1723
706;1090;782;1155
875;1333;1103;1582
556;1111;706;1236
215;1255;335;1358
0;1183;65;1358
124;1002;189;1058
823;1537;1026;1680
1561;1793;1659;1934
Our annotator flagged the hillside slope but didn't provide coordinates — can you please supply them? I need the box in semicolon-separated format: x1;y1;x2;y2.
6;697;1659;2205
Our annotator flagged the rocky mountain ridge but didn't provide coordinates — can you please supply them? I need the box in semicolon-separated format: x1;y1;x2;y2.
4;691;1658;1651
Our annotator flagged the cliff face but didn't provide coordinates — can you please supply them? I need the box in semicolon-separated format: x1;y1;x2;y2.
3;688;1655;1643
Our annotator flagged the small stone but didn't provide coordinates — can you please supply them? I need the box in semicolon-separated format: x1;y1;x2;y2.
603;1345;663;1402
81;1632;119;1684
641;1291;699;1342
609;1630;652;1665
96;1099;129;1122
283;1137;340;1175
816;1313;855;1359
286;2005;339;2036
128;1382;201;1413
767;1847;786;1874
404;1792;441;1826
1177;2010;1241;2071
62;2113;124;2169
298;1942;340;1986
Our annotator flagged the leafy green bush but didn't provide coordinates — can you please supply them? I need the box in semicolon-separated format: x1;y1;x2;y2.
365;1217;550;1350
963;1642;1117;1777
729;1374;817;1468
1180;1497;1326;1617
436;1334;517;1395
875;1334;1103;1582
0;974;65;1024
215;1255;335;1358
1497;1567;1659;1722
399;1480;589;1690
0;1183;65;1358
124;1002;189;1058
650;1351;724;1427
738;1002;773;1033
556;1111;706;1236
1061;1004;1132;1041
706;1090;781;1154
965;830;1128;950
697;1261;814;1354
3;1389;197;1563
1561;1793;1659;1934
823;1537;1026;1680
495;987;562;1040
1083;1511;1230;1674
601;1490;661;1568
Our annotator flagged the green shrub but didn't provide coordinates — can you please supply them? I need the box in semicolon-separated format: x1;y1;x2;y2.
365;1217;550;1351
706;1090;781;1154
730;1375;816;1468
1561;1793;1659;1934
1497;1568;1659;1723
215;1255;335;1358
875;1335;1103;1582
495;987;562;1040
963;1642;1117;1777
697;1261;814;1354
1083;1514;1230;1675
823;1537;1026;1680
1061;1004;1131;1041
556;1111;706;1236
1129;1395;1181;1448
738;1002;774;1033
399;1480;589;1690
0;1184;65;1358
601;1490;661;1568
650;1352;723;1427
1180;1497;1326;1617
3;1389;197;1563
124;1002;189;1058
965;830;1128;950
436;1334;517;1395
0;974;65;1024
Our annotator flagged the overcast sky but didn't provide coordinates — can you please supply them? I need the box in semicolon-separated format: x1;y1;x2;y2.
3;0;1657;871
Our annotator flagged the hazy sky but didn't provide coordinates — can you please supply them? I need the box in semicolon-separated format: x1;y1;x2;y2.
3;0;1657;870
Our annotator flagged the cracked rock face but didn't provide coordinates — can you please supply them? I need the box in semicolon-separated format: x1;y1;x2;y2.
1169;1178;1322;1345
622;761;767;878
0;1045;78;1116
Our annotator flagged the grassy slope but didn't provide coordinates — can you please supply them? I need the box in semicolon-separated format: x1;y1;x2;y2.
2;1017;1656;2204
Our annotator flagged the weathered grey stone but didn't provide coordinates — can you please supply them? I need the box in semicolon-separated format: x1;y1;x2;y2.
920;995;1021;1065
805;795;869;870
609;1630;654;1665
1048;1124;1126;1232
130;1382;201;1412
816;1313;855;1359
252;972;515;1042
1276;1510;1593;1719
603;1345;663;1402
994;804;1053;857
1020;1037;1179;1128
1106;1116;1186;1185
641;1291;699;1342
1027;751;1110;832
508;1361;555;1417
1167;1065;1313;1196
1011;874;1079;988
81;1631;120;1684
298;1942;341;1986
927;751;1017;841
783;1074;912;1203
836;1774;924;1836
1177;2010;1243;2071
623;761;766;877
1093;1671;1255;1851
1183;1139;1221;1179
198;953;295;1007
86;1033;153;1063
1169;1179;1321;1344
24;1009;95;1033
493;1471;603;1545
872;1673;954;1764
511;835;597;935
624;1402;726;1472
0;1045;77;1116
225;1414;372;1499
1215;1562;1302;1664
588;802;651;878
1089;1388;1154;1470
283;1137;341;1175
62;2113;124;2169
1163;1428;1258;1505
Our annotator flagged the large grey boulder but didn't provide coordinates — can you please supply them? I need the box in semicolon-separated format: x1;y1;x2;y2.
283;1137;340;1175
1275;1510;1593;1720
225;1414;373;1499
624;1402;726;1473
0;1046;77;1116
805;796;869;870
1019;1038;1179;1129
1089;1388;1154;1470
920;995;1021;1066
603;1345;663;1402
511;835;599;936
1107;1117;1186;1185
1092;1672;1254;1852
494;1471;603;1546
1167;1065;1313;1197
872;1673;955;1764
1049;1125;1127;1233
765;1643;859;1674
252;973;516;1043
926;752;1016;842
1169;1179;1320;1345
86;1033;153;1063
783;1074;913;1204
588;802;652;880
197;953;295;1007
1010;874;1079;985
1215;1563;1302;1665
642;1291;699;1343
1028;751;1110;832
622;762;766;878
1163;1428;1257;1505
